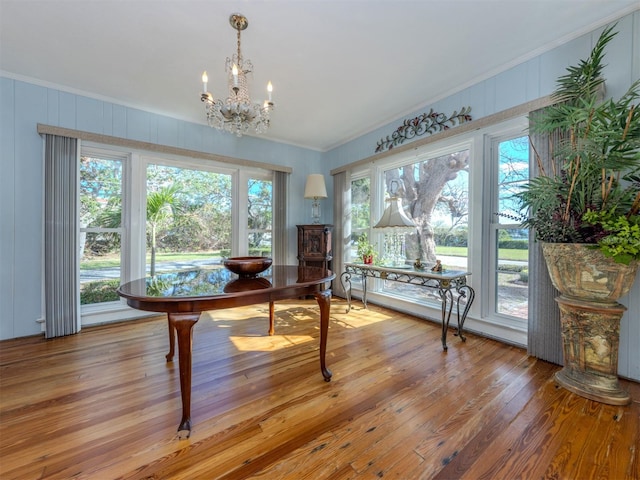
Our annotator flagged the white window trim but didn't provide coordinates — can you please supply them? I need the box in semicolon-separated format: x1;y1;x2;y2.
482;119;529;331
78;143;273;327
244;171;274;257
348;116;530;347
78;146;131;325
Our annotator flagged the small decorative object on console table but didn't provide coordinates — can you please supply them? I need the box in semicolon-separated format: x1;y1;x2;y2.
340;263;475;351
356;233;376;264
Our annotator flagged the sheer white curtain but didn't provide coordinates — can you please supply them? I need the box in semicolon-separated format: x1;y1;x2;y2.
44;134;81;338
332;171;350;297
272;170;289;265
527;109;562;365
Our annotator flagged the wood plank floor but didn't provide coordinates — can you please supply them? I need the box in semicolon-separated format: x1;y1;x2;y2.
1;298;638;479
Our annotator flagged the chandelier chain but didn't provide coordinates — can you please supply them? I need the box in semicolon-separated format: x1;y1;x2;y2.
199;13;273;137
236;28;242;67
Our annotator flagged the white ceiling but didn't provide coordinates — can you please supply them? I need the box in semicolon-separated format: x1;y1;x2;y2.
1;1;638;151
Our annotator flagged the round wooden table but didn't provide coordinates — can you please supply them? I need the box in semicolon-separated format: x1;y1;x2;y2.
117;265;335;439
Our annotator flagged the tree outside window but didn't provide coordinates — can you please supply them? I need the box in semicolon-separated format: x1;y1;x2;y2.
383;149;470;267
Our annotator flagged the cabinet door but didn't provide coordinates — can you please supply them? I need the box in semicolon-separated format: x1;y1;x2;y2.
302;228;327;258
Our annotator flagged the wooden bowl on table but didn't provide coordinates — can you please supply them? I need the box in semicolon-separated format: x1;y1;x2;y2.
223;256;272;278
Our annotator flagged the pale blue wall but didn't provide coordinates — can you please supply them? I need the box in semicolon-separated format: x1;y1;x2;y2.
323;12;640;382
1;11;638;381
325;13;638;169
0;78;324;339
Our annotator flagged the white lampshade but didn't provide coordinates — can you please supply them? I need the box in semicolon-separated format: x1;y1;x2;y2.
373;196;416;231
304;174;328;199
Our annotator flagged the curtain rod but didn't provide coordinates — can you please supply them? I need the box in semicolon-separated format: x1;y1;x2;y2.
37;124;293;174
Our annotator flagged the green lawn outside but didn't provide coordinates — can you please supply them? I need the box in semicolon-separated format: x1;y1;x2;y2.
436;246;528;262
82;246;528;270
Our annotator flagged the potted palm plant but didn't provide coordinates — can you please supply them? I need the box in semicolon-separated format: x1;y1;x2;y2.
517;24;640;405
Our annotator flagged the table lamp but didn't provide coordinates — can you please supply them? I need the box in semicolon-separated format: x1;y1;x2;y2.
374;183;416;266
304;174;328;224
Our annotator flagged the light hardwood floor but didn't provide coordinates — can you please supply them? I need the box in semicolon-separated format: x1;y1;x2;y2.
1;298;638;479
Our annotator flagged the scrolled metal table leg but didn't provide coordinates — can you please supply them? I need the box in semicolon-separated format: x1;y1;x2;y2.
340;271;353;313
362;273;368;309
438;288;455;351
455;285;475;342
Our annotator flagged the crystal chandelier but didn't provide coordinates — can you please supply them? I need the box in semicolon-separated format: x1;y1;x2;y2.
200;13;274;137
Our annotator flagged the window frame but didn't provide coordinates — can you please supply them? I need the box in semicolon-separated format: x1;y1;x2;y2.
79;146;130;317
79;143;274;326
346;116;530;344
482;120;529;329
355;137;475;308
349;172;373;262
244;171;274;257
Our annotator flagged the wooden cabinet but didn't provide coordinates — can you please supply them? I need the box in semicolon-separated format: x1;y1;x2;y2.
297;224;333;270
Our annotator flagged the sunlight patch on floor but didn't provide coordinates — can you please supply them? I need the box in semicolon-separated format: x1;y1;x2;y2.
331;304;395;328
228;335;314;351
199;300;397;335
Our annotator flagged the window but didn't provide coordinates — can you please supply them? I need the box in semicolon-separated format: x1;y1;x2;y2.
78;146;275;325
346;175;372;290
380;148;470;302
247;177;272;256
79;153;125;307
146;163;232;275
489;135;529;321
345;117;530;344
350;176;371;262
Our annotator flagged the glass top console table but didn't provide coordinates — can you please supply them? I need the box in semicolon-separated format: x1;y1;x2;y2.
340;263;475;351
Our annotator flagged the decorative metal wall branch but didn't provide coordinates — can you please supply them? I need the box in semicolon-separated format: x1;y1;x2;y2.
375;107;472;153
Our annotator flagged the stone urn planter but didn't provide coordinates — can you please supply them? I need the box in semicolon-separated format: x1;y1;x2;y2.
542;243;639;405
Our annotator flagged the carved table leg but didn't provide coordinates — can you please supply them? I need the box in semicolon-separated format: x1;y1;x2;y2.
268;301;275;336
166;316;176;362
168;312;200;439
315;289;333;382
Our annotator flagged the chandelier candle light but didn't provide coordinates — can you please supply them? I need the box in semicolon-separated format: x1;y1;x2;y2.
304;174;328;224
200;13;274;137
